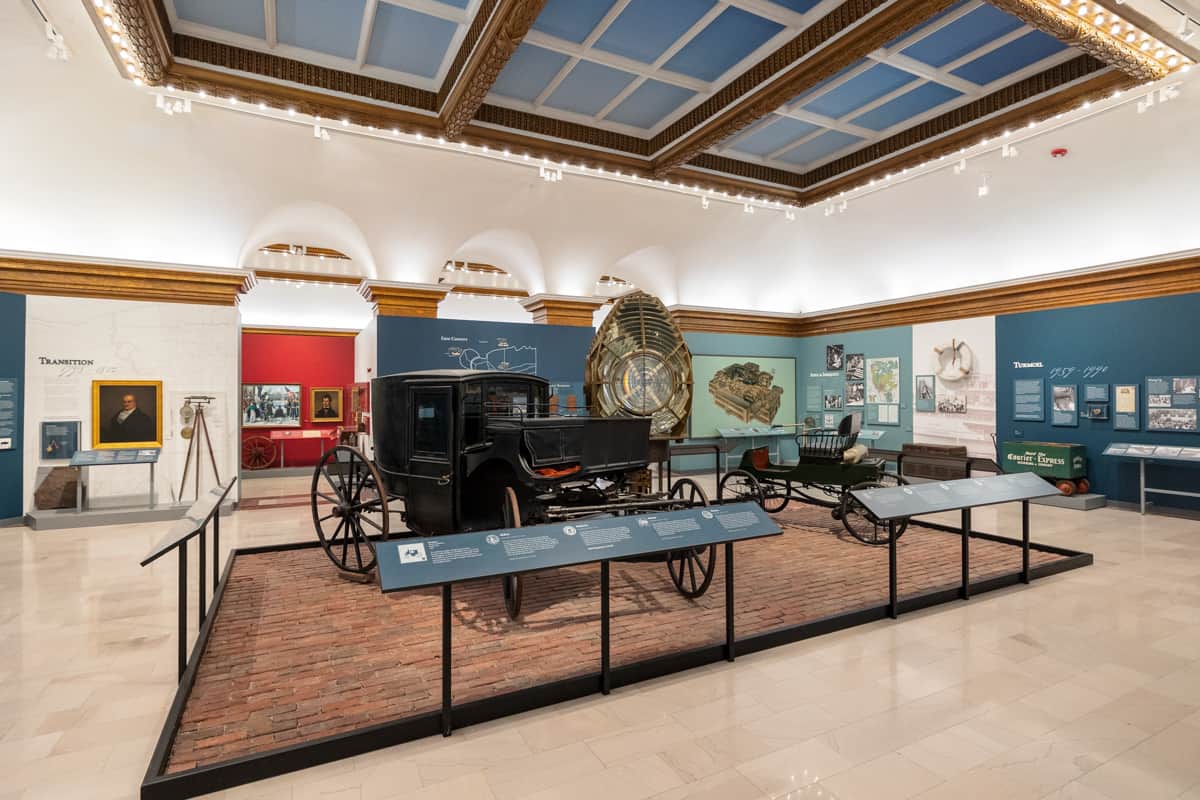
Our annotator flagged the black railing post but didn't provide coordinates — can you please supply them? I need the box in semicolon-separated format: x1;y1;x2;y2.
725;542;735;662
1021;500;1031;584
199;524;207;623
178;542;187;680
600;561;611;694
213;507;221;594
888;520;898;619
961;508;971;600
442;584;452;737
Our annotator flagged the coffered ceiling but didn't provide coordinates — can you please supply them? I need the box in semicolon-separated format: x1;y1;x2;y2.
98;0;1195;203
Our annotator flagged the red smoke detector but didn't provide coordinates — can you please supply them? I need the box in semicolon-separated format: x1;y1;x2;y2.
1051;147;1069;158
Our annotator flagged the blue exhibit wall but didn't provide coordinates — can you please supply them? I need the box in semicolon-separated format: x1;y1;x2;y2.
792;326;913;454
0;293;25;521
376;316;595;405
997;292;1200;509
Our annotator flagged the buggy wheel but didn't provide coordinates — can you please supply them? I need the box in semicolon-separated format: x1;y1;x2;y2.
311;445;389;574
840;473;909;546
761;480;790;513
666;478;716;599
718;469;764;507
241;435;277;470
500;486;524;620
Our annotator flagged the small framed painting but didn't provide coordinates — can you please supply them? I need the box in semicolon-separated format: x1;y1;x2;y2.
915;375;936;413
92;380;163;448
310;387;344;422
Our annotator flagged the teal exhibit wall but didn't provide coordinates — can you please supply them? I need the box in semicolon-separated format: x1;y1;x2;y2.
0;293;25;521
792;326;914;453
997;292;1200;509
376;316;595;407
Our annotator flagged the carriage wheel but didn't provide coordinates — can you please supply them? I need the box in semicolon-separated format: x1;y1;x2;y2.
761;480;790;513
311;445;390;574
666;479;716;599
718;469;763;507
241;435;277;470
839;472;909;546
500;487;524;620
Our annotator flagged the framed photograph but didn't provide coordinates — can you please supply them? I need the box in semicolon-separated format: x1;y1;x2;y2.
845;382;864;406
310;387;344;422
690;356;796;437
823;391;843;411
826;344;844;371
92;380;163;448
1114;384;1138;430
242;384;301;427
936;393;967;414
915;375;936;413
845;353;864;381
1149;407;1198;432
1174;377;1198;395
1087;404;1109;420
41;420;79;460
1051;384;1078;427
865;357;901;405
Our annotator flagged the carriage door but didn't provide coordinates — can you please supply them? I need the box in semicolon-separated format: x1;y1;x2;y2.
408;386;455;533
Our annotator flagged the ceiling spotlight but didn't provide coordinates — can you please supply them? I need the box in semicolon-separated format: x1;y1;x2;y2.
1002;142;1018;158
784;208;796;221
701;196;710;210
341;118;349;126
742;203;755;214
953;158;967;175
1178;11;1195;39
824;202;835;217
44;21;70;61
977;173;990;198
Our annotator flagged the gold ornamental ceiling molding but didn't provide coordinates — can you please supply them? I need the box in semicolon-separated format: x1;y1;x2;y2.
669;252;1200;337
358;281;450;318
439;0;550;139
250;269;365;287
0;252;249;306
242;326;360;337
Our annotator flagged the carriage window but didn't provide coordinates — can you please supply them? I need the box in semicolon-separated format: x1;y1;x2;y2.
412;391;450;458
485;382;549;417
462;384;485;446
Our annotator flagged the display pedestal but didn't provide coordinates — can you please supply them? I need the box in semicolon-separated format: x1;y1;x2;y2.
1031;492;1107;511
25;500;235;531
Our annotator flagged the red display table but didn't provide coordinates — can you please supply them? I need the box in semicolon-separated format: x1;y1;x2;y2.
269;429;337;468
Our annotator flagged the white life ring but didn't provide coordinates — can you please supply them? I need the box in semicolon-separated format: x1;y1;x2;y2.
933;339;973;382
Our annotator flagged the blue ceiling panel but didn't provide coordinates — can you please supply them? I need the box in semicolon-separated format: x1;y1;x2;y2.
276;0;365;60
366;5;457;78
545;60;637;116
765;0;823;13
664;7;783;81
851;82;962;130
951;31;1068;85
532;0;617;43
786;60;867;107
803;63;917;118
605;80;695;128
901;5;1025;67
778;130;862;166
491;44;571;102
881;0;970;49
595;0;715;64
728;117;821;156
435;0;471;7
175;0;265;38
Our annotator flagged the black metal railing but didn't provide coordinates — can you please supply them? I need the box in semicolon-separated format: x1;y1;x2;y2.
140;478;238;679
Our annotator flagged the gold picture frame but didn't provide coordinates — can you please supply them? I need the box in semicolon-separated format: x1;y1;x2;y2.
309;387;343;422
92;380;164;449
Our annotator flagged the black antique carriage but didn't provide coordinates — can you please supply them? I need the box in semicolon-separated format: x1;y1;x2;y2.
310;370;714;617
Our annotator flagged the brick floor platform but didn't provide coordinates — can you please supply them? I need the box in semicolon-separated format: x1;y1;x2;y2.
167;506;1070;773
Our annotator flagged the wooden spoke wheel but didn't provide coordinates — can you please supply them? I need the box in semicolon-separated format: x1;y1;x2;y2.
241;435;277;470
839;472;909;546
666;478;717;599
718;469;763;507
500;487;524;620
760;480;790;513
311;445;390;574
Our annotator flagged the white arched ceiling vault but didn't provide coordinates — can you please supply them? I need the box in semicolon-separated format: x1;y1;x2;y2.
237;201;379;277
4;0;1200;322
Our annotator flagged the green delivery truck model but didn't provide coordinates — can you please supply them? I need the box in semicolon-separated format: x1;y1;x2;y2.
1000;441;1090;496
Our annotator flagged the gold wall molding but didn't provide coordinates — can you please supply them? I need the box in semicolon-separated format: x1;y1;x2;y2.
242;327;359;337
0;254;248;306
359;282;449;318
250;269;364;287
520;295;603;327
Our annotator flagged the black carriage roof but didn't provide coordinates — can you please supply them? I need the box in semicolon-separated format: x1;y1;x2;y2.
376;370;550;385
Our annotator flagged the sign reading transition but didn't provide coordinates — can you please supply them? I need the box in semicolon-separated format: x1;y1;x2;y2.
378;502;781;592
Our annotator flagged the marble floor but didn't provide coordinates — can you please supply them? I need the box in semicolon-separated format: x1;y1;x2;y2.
1;475;1198;800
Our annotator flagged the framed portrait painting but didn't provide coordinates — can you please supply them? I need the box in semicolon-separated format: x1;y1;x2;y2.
92;380;163;449
310;387;344;422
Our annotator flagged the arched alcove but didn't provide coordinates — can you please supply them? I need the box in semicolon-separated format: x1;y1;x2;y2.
448;228;546;296
237;201;378;278
609;245;678;306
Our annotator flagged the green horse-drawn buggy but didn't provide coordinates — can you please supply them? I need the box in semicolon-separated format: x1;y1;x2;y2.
717;413;910;545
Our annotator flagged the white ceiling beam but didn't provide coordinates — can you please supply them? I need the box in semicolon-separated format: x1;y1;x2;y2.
879;0;984;55
378;0;470;24
941;24;1033;72
870;51;979;93
355;0;380;69
522;30;710;92
534;0;633;108
774;107;874;137
264;0;277;49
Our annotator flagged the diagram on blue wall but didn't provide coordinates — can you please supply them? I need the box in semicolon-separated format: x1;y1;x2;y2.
451;342;538;374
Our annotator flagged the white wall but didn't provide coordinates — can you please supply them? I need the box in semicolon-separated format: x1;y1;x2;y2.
24;297;240;511
4;0;1200;320
354;317;377;384
911;316;997;459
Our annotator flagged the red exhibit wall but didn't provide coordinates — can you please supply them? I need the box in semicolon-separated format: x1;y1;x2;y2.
241;332;355;468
